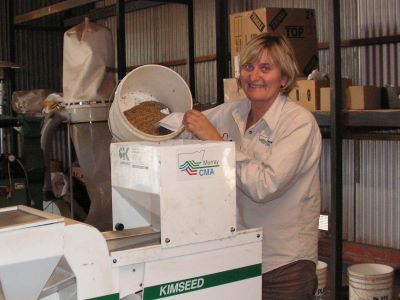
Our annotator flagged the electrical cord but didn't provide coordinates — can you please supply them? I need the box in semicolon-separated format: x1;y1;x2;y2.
15;157;35;207
7;160;12;198
43;200;55;211
4;154;35;207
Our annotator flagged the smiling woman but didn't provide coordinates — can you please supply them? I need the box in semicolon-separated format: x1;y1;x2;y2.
239;51;285;122
182;33;322;300
238;35;299;127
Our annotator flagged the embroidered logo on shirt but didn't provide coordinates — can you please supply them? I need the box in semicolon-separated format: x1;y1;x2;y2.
259;135;273;146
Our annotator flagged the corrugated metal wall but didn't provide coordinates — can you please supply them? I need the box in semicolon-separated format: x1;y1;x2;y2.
0;1;11;61
193;0;217;104
6;0;65;92
320;139;356;242
357;0;400;86
13;29;63;91
357;140;400;249
321;139;400;249
99;3;190;75
321;137;400;249
97;0;218;104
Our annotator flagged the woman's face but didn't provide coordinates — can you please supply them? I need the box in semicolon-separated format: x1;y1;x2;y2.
239;49;287;104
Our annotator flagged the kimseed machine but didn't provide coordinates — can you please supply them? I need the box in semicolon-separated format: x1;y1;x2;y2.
0;139;262;299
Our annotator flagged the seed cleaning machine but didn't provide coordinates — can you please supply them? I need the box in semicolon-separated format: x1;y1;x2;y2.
0;139;262;300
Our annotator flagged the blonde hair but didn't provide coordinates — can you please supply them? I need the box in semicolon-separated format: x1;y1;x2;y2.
238;33;299;95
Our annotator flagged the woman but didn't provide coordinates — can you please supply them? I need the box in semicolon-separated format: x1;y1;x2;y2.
183;33;321;299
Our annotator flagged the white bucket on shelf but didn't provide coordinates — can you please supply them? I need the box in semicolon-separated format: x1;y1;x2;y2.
315;261;328;299
109;64;193;142
348;263;394;300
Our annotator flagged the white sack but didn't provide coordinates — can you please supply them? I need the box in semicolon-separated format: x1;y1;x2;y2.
63;19;115;103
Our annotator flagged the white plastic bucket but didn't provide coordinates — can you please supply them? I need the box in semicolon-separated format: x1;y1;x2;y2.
109;64;193;142
348;263;393;300
314;261;328;299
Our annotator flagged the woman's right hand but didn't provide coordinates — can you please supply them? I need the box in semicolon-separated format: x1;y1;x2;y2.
183;109;222;141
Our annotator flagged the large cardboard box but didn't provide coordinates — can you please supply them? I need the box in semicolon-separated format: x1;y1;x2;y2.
223;78;246;103
346;86;381;109
320;78;352;111
289;79;329;112
230;8;318;78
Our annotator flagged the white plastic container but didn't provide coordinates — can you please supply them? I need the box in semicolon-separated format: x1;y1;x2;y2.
314;261;328;299
109;64;193;142
348;263;393;300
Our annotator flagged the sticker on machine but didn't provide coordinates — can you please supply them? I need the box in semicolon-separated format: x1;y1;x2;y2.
177;149;221;181
117;145;151;170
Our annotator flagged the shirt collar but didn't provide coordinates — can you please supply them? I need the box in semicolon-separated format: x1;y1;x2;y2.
261;93;287;131
232;94;288;132
231;100;251;135
236;99;252;119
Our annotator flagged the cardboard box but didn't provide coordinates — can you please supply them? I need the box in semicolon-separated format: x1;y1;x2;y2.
319;88;330;111
346;86;381;110
230;8;318;78
319;78;352;111
223;78;246;103
289;79;329;111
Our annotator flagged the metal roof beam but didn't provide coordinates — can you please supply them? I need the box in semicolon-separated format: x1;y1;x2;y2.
14;0;190;26
63;1;164;27
14;0;98;24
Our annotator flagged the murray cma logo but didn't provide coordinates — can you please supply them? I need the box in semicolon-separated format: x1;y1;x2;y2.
118;147;129;161
178;150;219;177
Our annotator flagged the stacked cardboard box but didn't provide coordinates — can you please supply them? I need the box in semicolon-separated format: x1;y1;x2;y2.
229;8;318;78
346;86;381;109
289;79;329;112
320;78;352;111
290;81;382;111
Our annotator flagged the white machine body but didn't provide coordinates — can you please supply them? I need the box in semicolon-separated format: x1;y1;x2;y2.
0;140;262;300
111;140;237;247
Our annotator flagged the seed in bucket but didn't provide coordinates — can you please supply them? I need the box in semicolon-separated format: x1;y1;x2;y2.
124;101;173;136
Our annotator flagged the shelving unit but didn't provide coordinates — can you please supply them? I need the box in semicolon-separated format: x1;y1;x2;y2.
315;110;400;128
322;2;400;298
216;2;399;299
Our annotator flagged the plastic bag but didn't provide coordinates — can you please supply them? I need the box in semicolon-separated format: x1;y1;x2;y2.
11;89;52;114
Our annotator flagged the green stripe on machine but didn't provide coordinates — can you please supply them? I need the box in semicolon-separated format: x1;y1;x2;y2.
143;264;261;299
87;293;119;300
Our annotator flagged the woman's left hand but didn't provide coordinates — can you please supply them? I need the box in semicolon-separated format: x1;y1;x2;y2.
183;109;223;141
